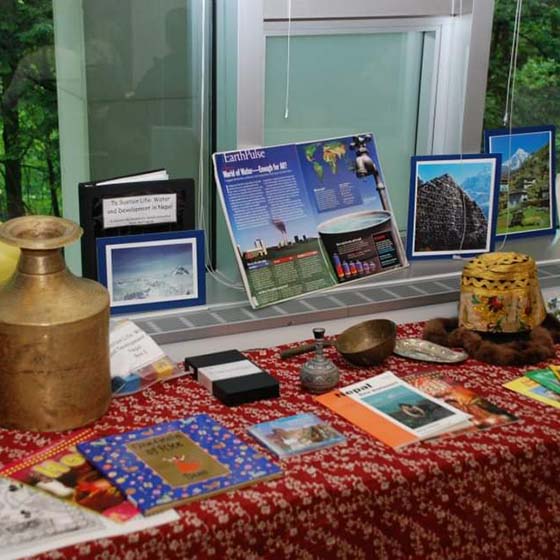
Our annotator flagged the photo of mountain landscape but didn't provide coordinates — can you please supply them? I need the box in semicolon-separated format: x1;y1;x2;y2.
96;230;206;314
485;126;556;237
408;154;500;259
110;240;195;305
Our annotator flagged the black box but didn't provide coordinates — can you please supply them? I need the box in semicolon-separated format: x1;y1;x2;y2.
213;372;280;406
184;349;280;406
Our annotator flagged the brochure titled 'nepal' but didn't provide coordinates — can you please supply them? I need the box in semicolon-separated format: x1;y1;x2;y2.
213;133;408;308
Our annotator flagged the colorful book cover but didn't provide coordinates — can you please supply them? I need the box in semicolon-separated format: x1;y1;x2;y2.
405;371;517;433
525;368;560;395
1;429;140;523
77;414;283;515
248;413;346;458
504;376;560;408
550;364;560;382
316;371;471;449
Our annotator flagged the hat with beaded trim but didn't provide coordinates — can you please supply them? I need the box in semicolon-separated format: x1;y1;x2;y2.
459;252;546;333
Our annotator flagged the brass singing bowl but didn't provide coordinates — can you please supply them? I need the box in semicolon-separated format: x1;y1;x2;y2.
335;318;397;366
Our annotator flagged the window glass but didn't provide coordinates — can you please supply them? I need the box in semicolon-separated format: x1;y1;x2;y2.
55;0;209;273
83;0;199;181
264;32;428;230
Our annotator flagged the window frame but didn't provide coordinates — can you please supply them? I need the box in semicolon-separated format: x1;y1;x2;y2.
236;0;494;155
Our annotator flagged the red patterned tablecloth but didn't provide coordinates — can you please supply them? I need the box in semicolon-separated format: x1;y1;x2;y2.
1;321;560;560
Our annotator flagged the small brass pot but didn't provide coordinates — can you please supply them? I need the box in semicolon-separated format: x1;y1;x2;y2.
0;216;111;431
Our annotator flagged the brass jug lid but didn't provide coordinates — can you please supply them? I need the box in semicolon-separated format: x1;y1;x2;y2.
0;215;82;250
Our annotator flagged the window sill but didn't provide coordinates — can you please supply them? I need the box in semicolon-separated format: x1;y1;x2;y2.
126;233;560;348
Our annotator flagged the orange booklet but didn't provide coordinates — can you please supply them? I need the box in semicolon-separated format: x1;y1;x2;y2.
1;429;140;522
316;371;471;450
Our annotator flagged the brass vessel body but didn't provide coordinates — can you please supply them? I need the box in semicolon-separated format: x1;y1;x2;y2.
0;216;111;431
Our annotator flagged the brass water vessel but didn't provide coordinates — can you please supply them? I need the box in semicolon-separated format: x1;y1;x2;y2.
0;215;111;431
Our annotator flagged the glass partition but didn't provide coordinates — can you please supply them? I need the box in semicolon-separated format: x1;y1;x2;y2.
264;31;429;229
53;0;211;273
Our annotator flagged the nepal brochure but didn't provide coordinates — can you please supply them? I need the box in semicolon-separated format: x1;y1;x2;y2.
316;372;472;450
212;133;408;308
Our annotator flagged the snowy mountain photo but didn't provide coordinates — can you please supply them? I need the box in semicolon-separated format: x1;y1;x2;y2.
108;239;197;306
486;127;554;236
501;147;530;174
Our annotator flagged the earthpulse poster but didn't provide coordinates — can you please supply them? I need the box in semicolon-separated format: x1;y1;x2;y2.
213;134;408;308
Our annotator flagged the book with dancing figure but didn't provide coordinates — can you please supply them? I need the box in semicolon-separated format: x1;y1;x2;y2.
77;414;283;515
405;371;517;435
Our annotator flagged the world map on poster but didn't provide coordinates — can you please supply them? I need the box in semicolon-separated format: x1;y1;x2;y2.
304;141;347;179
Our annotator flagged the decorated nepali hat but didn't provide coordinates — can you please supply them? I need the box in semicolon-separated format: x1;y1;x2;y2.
459;252;546;333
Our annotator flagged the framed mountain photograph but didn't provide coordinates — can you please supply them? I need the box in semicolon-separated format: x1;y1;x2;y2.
484;125;557;239
407;154;501;260
97;230;205;315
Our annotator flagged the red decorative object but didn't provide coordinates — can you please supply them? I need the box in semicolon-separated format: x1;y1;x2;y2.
1;322;560;559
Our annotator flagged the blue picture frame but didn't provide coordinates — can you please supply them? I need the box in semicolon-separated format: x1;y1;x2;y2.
484;125;557;239
407;153;501;260
97;229;205;315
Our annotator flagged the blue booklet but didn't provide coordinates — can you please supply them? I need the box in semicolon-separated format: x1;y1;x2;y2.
247;413;346;458
77;414;282;515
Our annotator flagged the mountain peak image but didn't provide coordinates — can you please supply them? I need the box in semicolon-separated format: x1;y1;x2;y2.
172;265;190;276
502;147;530;172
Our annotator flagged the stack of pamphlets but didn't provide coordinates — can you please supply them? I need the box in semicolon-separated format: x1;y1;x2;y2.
525;367;560;395
0;428;178;559
247;413;346;458
316;371;472;449
505;366;560;408
405;371;517;434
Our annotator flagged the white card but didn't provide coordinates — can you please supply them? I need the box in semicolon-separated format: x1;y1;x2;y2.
110;321;165;378
198;360;261;392
102;193;177;228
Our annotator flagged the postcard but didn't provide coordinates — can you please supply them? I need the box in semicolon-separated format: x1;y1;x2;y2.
248;413;346;458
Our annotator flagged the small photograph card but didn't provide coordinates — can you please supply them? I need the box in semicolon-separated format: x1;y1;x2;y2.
248;413;346;458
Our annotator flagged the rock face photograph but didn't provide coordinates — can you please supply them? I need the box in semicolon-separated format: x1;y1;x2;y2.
410;157;498;256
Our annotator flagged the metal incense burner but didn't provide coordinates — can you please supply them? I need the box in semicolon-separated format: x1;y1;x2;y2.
300;328;340;394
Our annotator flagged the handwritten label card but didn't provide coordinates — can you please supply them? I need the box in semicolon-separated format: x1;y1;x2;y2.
102;194;177;228
110;321;165;378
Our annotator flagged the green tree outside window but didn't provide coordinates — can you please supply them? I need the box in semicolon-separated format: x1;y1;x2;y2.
0;0;61;220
